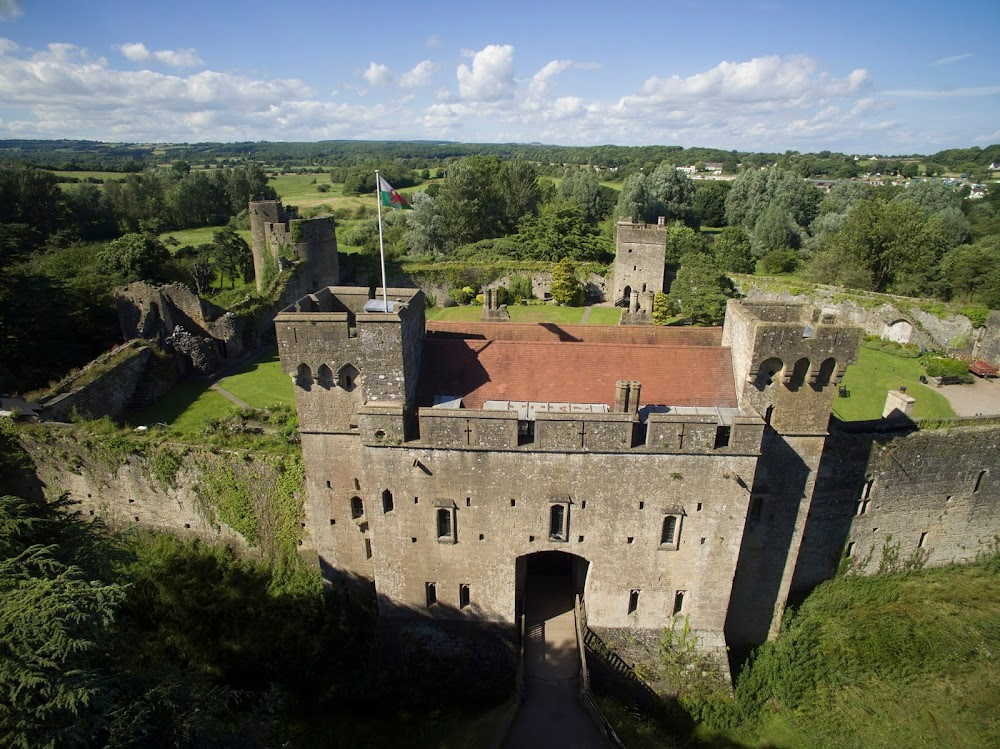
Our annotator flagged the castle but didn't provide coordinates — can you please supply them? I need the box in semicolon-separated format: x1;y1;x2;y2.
274;282;1000;674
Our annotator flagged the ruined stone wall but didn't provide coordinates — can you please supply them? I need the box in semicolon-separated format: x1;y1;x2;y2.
741;286;982;359
41;344;152;422
14;427;299;553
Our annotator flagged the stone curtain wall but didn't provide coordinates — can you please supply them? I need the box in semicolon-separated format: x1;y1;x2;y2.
17;425;306;560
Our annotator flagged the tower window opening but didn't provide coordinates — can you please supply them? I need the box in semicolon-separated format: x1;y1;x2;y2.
350;496;364;519
382;489;394;513
459;584;471;608
974;470;987;493
425;582;437;607
672;590;685;616
628;589;640;614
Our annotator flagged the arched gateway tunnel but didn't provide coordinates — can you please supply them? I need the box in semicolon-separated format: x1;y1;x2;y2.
506;551;606;748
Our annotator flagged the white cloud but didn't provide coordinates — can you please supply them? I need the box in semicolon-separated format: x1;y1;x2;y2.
0;0;22;21
883;85;1000;98
400;60;434;88
621;55;868;109
457;44;515;101
362;62;393;87
425;35;440;48
117;42;202;67
932;53;973;66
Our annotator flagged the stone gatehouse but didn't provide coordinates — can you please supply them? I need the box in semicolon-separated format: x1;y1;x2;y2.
275;288;1000;674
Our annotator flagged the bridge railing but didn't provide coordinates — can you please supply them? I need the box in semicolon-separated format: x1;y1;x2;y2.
575;595;625;749
488;614;525;749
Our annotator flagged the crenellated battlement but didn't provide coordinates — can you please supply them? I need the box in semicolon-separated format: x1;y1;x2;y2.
358;405;765;456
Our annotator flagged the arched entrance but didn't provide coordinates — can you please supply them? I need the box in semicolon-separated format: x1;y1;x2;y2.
515;550;590;631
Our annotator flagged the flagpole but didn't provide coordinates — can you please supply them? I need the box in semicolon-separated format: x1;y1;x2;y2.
375;169;389;314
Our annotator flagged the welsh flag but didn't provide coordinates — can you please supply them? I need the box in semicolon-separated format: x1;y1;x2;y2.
378;175;411;210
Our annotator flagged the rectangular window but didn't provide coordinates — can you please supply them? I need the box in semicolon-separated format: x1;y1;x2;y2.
437;508;454;542
628;589;640;614
549;503;568;541
714;425;731;449
364;538;372;559
918;532;928;548
382;489;394;513
672;590;685;616
425;582;437;607
459;583;470;608
660;515;680;547
846;541;856;557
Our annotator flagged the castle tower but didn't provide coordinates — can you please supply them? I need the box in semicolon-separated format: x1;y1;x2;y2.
612;218;668;307
248;200;284;291
248;199;340;293
722;300;862;647
274;287;426;589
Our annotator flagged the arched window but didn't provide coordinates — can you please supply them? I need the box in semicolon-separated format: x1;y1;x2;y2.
661;515;678;546
814;357;837;389
436;508;452;540
338;363;359;392
786;357;810;391
549;504;566;540
755;358;783;390
316;364;334;388
295;363;313;390
350;496;364;519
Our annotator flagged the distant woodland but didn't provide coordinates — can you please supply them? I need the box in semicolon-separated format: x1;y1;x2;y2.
2;138;1000;394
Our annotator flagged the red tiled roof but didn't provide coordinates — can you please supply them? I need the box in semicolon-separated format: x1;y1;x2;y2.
418;339;737;410
427;321;723;347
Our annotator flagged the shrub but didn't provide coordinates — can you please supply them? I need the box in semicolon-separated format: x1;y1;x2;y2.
757;248;800;274
962;304;990;328
923;356;970;379
449;285;477;305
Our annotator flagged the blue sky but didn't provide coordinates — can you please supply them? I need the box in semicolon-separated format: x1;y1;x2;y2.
0;0;998;154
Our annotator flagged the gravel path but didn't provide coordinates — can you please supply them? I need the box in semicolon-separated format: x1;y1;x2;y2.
936;377;1000;416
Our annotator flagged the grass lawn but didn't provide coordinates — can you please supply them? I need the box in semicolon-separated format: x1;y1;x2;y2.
585;306;622;325
51;170;129;181
127;379;236;434
833;347;954;421
216;350;293;408
126;349;292;434
426;304;587;324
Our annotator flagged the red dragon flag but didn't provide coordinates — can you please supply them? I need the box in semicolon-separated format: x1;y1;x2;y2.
377;175;411;210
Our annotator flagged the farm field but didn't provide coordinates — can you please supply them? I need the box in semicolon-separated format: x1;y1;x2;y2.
50;170;130;181
159;225;252;249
